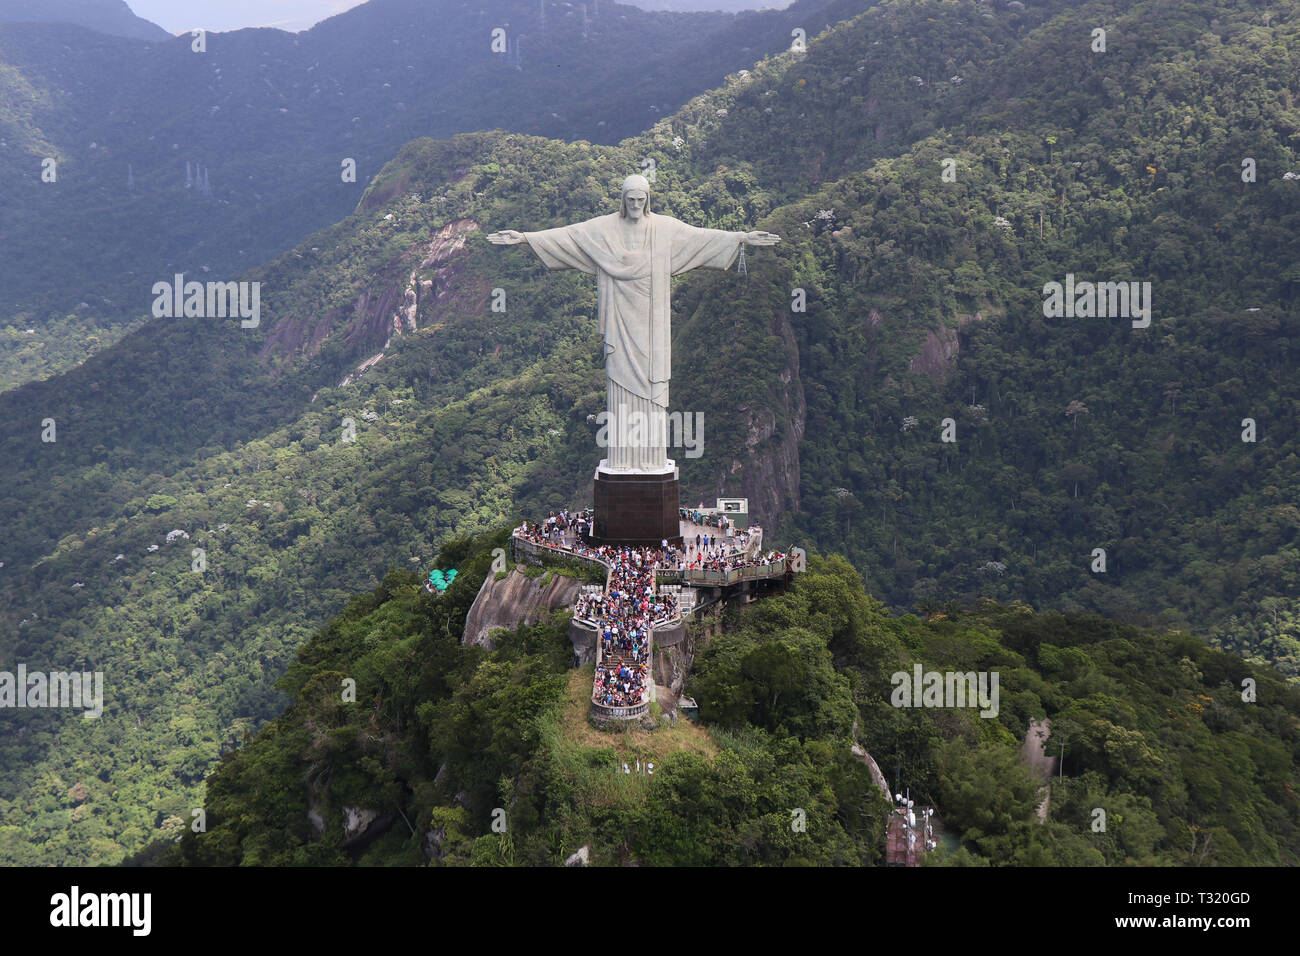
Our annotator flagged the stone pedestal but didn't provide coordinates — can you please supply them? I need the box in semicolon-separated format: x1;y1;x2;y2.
592;464;682;546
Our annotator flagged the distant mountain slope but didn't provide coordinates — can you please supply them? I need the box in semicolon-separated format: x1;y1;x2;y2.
0;0;864;390
622;0;795;10
4;0;1300;865
0;0;170;40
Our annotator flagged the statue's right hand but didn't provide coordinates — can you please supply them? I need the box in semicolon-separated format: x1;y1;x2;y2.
487;230;526;245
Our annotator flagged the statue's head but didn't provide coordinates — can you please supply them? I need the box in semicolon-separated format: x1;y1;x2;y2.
619;174;651;220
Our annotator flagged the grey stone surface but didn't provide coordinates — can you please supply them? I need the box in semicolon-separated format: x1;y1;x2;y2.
489;178;778;473
463;566;582;649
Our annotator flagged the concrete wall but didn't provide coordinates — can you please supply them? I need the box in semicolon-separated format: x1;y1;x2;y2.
570;619;598;667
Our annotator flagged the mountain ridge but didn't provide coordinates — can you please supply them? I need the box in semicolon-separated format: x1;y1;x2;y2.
0;0;170;41
3;0;1300;864
0;0;866;389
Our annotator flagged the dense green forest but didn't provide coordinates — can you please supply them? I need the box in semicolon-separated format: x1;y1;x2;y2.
0;0;861;389
3;0;1300;864
131;533;1299;866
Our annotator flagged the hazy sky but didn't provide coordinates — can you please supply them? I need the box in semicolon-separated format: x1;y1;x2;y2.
128;0;366;34
125;1;789;34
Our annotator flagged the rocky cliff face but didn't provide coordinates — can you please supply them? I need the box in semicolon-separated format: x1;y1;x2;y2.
463;566;583;650
653;626;698;702
907;311;986;384
570;621;598;668
694;305;805;522
908;324;960;383
260;217;483;377
849;719;892;801
851;742;892;801
653;603;727;706
753;306;806;518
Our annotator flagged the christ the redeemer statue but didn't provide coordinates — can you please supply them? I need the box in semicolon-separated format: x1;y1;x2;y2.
488;174;779;474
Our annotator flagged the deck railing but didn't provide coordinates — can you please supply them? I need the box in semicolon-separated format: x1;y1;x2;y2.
512;528;786;720
513;530;669;718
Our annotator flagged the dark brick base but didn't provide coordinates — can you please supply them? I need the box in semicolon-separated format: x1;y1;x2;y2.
592;470;682;546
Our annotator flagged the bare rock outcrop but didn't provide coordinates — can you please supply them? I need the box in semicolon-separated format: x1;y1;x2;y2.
849;719;892;801
564;845;590;867
463;566;583;649
259;218;480;372
850;742;892;801
700;305;805;519
909;324;960;383
344;807;379;841
652;623;698;697
341;806;397;849
1022;717;1057;822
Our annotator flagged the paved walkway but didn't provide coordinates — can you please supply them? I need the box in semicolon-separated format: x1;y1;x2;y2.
516;517;785;720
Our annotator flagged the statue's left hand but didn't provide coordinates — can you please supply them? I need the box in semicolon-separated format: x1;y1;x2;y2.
744;231;781;246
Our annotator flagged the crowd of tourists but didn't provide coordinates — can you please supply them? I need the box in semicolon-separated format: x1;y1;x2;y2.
686;546;787;574
588;544;665;709
510;511;787;709
573;557;678;626
517;509;592;546
516;515;781;580
679;507;734;532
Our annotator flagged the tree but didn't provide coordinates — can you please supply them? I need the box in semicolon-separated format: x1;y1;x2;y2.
1065;400;1089;432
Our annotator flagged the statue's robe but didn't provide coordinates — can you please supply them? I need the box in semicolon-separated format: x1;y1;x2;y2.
524;212;746;471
